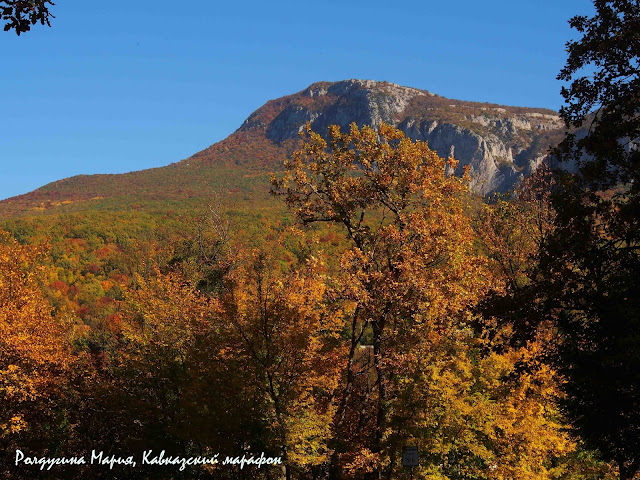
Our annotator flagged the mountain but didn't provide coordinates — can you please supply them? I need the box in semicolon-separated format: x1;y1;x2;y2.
0;79;565;217
238;79;564;193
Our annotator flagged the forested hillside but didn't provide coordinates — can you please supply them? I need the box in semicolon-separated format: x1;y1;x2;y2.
1;0;639;475
0;120;622;479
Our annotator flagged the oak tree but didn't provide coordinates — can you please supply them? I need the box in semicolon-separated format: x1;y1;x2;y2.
272;123;492;478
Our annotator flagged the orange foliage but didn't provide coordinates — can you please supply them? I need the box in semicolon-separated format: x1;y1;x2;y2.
0;231;73;442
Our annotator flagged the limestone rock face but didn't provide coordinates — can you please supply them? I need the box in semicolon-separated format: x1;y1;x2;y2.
239;79;565;194
264;80;427;143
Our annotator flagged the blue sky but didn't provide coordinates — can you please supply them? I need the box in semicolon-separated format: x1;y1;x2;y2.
0;0;592;200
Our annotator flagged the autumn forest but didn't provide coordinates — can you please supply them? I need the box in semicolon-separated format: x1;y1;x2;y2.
1;1;640;479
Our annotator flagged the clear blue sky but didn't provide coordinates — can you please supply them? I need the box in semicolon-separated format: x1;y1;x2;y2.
0;0;593;201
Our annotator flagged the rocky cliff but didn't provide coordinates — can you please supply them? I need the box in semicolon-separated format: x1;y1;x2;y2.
238;79;564;194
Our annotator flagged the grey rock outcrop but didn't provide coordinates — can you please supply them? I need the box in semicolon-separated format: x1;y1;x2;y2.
240;79;565;194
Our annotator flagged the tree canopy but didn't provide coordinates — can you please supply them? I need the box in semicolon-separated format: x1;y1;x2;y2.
2;0;54;35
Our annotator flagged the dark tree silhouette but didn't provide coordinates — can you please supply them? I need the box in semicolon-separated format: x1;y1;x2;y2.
557;0;640;197
2;0;54;35
550;1;640;478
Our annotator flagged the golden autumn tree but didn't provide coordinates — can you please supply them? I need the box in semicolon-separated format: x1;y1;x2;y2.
271;123;576;479
0;230;74;457
119;266;218;442
476;165;556;293
475;167;619;479
109;264;260;471
474;165;559;349
217;249;344;480
272;123;492;478
390;327;574;480
115;242;345;479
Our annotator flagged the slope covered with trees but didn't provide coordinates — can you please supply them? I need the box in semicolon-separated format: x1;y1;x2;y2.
2;1;639;478
0;123;621;480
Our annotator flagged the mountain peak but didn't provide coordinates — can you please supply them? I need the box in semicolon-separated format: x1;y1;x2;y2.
234;79;563;193
238;79;432;143
301;79;431;99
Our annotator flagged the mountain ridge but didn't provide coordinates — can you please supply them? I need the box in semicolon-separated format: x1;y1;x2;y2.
0;79;565;217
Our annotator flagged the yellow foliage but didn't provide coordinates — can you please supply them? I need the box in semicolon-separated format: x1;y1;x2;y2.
0;231;73;441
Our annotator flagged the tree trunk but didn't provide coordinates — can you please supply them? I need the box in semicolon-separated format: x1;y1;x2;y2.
619;461;638;480
329;307;364;479
281;444;291;480
372;319;387;480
